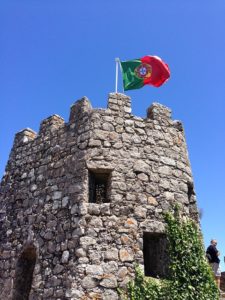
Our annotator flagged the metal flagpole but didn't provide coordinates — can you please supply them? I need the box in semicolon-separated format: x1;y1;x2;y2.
118;58;124;93
115;58;120;93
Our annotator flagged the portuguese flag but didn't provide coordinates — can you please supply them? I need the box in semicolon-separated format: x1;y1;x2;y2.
120;55;170;91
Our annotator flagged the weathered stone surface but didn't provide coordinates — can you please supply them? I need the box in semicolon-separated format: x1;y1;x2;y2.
61;250;69;263
79;236;96;249
148;196;158;206
86;265;103;276
102;289;119;300
102;261;118;273
69;289;84;299
62;196;69;207
30;184;37;192
53;264;64;275
133;160;150;174
137;173;149;181
125;218;138;228
100;275;118;288
119;249;134;262
0;93;199;299
104;248;119;260
158;166;172;176
121;234;133;245
134;206;147;218
89;216;103;227
117;266;128;278
81;276;98;289
52;191;62;200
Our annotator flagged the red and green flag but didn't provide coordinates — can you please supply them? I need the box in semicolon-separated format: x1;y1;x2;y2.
120;55;170;91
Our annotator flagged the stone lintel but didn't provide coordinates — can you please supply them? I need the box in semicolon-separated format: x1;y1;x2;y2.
86;161;114;173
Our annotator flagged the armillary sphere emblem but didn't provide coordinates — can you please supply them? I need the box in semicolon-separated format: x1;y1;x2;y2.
134;63;152;79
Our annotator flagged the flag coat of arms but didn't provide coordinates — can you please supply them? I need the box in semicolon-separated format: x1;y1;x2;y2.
120;55;170;91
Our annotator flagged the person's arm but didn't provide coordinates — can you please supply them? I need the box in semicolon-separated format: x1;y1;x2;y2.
214;246;220;256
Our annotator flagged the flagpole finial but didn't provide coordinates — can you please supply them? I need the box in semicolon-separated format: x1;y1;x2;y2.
115;57;120;62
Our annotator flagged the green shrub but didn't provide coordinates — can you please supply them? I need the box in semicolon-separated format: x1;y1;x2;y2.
165;210;219;300
119;265;169;300
120;209;219;300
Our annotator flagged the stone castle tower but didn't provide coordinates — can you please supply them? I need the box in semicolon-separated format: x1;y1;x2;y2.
0;93;199;299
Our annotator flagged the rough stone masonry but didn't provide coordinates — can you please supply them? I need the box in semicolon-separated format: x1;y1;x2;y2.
0;93;199;299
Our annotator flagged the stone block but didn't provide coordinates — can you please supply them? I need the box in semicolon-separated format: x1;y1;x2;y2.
79;237;96;250
81;276;98;289
53;264;64;275
86;265;103;276
119;249;134;262
61;250;69;263
100;275;118;288
134;206;147;218
104;248;119;261
133;160;150;174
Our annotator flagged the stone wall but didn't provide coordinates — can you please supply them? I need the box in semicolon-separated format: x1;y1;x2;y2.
220;272;225;291
0;93;199;299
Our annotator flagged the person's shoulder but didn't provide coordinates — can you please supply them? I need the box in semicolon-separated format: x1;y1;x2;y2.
207;245;215;252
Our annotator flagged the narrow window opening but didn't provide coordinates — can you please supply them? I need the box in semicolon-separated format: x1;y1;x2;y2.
89;170;111;203
187;182;195;202
143;232;169;278
12;244;37;300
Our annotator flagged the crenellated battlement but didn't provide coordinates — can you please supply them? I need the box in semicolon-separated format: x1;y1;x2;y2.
39;114;65;134
69;96;92;124
11;93;176;152
147;102;171;120
13;128;37;147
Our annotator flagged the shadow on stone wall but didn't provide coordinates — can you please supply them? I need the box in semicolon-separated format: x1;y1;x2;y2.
12;243;37;300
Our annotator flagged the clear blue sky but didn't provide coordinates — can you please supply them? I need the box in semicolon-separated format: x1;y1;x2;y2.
1;0;225;269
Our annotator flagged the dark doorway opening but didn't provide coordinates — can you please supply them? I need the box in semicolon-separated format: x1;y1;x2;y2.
89;170;111;204
143;232;169;278
12;244;37;300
